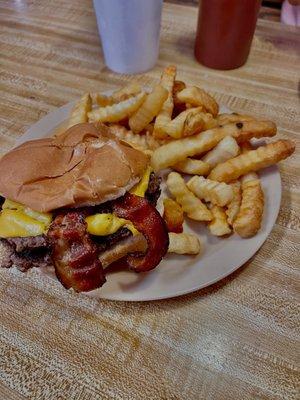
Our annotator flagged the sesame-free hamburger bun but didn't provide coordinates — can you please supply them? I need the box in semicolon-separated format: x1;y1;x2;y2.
0;123;149;212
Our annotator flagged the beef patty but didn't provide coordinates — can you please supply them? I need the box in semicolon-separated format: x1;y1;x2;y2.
0;236;52;271
145;172;161;206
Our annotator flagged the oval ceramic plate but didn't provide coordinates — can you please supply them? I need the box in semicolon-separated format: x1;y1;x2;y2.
15;101;281;301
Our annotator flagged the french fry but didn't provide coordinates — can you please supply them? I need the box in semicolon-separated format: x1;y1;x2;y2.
67;93;92;128
231;142;264;236
153;65;176;139
200;113;219;130
173;158;211;175
129;85;168;133
217;113;255;125
145;123;154;135
166;172;212;221
173;80;186;103
95;83;142;106
88;92;146;123
112;83;142;101
163;107;204;139
208;139;295;183
225;181;242;226
173;80;187;116
176;86;219;117
208;205;232;236
95;93;114;107
187;176;233;207
202;136;240;168
168;232;201;255
108;124;161;151
169;110;218;135
151;120;276;171
240;140;253;152
233;173;264;237
163;198;184;233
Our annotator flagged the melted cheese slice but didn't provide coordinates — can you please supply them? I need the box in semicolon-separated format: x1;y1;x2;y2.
0;209;47;237
86;213;138;236
0;200;53;238
130;166;152;197
3;199;53;225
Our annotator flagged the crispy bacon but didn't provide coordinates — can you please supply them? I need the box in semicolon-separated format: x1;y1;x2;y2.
112;193;169;272
48;211;105;292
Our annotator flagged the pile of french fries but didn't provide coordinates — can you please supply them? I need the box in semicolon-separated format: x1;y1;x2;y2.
67;65;295;257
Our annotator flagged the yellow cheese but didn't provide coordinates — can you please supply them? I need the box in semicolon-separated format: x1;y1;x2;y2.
85;213;138;236
0;197;142;238
0;209;46;237
2;199;52;225
0;199;53;238
130;166;152;197
2;199;21;210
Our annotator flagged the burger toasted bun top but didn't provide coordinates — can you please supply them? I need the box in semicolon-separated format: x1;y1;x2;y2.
0;123;150;212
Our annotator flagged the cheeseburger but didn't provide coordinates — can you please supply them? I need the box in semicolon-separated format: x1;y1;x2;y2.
0;123;169;292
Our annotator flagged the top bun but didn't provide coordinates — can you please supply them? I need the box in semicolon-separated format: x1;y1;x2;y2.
0;123;150;212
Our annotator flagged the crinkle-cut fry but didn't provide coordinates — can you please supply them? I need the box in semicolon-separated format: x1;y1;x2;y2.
151;120;276;171
88;92;146;123
168;232;201;255
153;65;176;139
173;81;186;115
187;176;233;207
95;93;114;107
179;110;218;133
208;205;232;236
112;83;142;101
233;173;264;237
173;80;186;104
159;109;216;140
166;172;212;221
231;142;263;236
129;85;168;133
145;123;154;135
217;113;255;125
208;139;295;183
173;158;211;175
162;107;204;139
225;181;242;226
95;83;142;107
176;86;219;117
240;141;253;153
202;136;240;168
201;113;219;130
108;124;161;151
163;198;184;233
182;110;206;137
67;93;92;128
232;120;277;142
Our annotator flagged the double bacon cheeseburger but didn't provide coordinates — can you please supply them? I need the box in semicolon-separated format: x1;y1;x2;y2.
0;123;169;292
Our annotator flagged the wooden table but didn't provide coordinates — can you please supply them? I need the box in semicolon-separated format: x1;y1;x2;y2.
0;1;299;399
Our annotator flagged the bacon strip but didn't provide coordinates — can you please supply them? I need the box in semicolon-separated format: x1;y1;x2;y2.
48;211;106;292
112;193;169;272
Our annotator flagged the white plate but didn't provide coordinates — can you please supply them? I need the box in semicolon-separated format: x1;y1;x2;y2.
15;101;281;301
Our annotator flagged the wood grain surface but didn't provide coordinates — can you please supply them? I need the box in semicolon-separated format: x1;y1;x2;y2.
166;0;282;22
0;1;299;399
